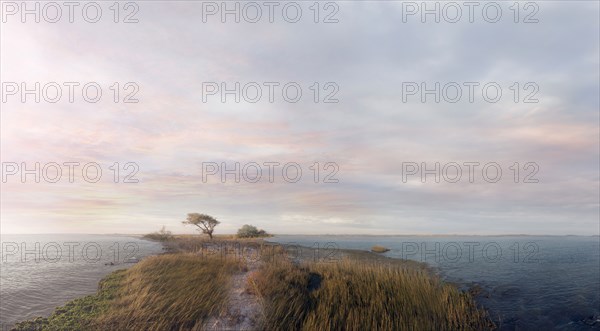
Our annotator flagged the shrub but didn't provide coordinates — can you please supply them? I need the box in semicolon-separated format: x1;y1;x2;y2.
142;226;173;242
237;224;270;238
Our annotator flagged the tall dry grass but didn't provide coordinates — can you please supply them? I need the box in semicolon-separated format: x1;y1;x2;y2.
94;253;243;330
251;258;494;331
14;238;494;331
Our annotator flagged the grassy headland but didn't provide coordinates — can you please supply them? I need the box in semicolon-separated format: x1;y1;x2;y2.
13;235;494;330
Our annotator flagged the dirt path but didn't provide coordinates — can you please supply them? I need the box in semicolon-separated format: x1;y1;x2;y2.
204;246;263;330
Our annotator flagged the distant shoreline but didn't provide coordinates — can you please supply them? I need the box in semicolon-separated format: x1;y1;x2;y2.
1;233;598;237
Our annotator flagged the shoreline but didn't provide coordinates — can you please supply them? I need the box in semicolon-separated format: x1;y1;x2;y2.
1;235;165;329
10;236;494;330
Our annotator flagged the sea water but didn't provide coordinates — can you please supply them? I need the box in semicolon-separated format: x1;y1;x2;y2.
0;234;163;327
268;235;600;330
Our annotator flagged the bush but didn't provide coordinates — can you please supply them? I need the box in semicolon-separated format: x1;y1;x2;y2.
237;224;270;238
142;226;173;242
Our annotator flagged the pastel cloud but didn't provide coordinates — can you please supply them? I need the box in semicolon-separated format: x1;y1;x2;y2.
1;2;598;235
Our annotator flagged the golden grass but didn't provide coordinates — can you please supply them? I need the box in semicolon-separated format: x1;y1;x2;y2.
94;253;243;330
14;238;494;331
252;258;494;331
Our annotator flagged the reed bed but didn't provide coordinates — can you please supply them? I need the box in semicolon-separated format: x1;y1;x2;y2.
250;258;494;331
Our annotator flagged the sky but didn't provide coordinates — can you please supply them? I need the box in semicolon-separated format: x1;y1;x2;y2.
1;1;598;235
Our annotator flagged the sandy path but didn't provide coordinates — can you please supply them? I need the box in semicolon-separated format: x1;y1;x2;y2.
203;246;263;330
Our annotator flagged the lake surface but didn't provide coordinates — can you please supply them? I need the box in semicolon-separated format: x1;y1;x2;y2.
268;235;600;330
0;234;163;326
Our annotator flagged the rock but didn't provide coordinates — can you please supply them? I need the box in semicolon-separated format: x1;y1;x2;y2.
371;245;390;253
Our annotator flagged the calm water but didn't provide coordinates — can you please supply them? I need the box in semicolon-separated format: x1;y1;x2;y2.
1;235;597;329
0;234;163;326
269;235;600;331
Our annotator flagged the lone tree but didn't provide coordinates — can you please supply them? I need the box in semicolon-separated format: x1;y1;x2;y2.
182;213;220;240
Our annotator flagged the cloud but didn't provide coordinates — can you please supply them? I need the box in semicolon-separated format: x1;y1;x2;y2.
1;2;598;235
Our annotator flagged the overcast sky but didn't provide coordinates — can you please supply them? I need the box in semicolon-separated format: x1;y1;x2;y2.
1;1;598;235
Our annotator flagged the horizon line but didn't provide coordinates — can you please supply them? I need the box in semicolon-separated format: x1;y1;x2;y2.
1;232;598;237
